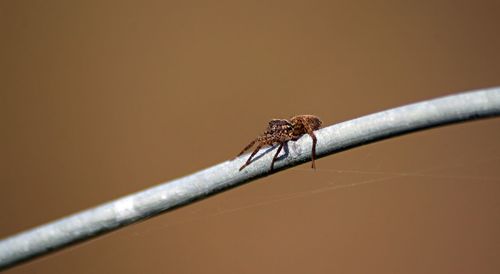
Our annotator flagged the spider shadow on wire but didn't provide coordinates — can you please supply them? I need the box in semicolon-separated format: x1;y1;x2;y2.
245;142;290;170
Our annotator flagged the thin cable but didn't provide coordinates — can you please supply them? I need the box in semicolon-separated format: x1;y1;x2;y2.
1;87;500;270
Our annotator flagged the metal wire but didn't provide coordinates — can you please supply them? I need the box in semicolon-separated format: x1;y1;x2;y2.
1;87;500;270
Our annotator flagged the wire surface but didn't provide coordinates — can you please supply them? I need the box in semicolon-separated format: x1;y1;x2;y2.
1;87;500;270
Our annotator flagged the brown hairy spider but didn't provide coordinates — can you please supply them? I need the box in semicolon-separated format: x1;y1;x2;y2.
237;115;322;171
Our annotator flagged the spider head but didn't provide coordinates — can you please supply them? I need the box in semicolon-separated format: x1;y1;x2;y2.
267;119;293;132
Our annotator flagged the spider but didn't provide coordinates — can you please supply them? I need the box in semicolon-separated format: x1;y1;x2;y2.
237;115;322;171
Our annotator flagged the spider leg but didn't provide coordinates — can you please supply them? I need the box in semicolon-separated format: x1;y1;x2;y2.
270;142;285;171
239;144;264;171
237;139;257;157
307;132;318;169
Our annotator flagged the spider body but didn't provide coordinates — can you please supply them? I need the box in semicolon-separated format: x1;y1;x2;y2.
237;115;322;171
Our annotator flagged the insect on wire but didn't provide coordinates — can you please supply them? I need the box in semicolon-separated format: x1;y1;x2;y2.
237;115;322;171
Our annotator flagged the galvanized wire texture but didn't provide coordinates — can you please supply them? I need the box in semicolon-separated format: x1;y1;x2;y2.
1;87;500;270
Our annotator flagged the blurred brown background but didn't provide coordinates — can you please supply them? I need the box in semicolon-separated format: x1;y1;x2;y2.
1;1;500;273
